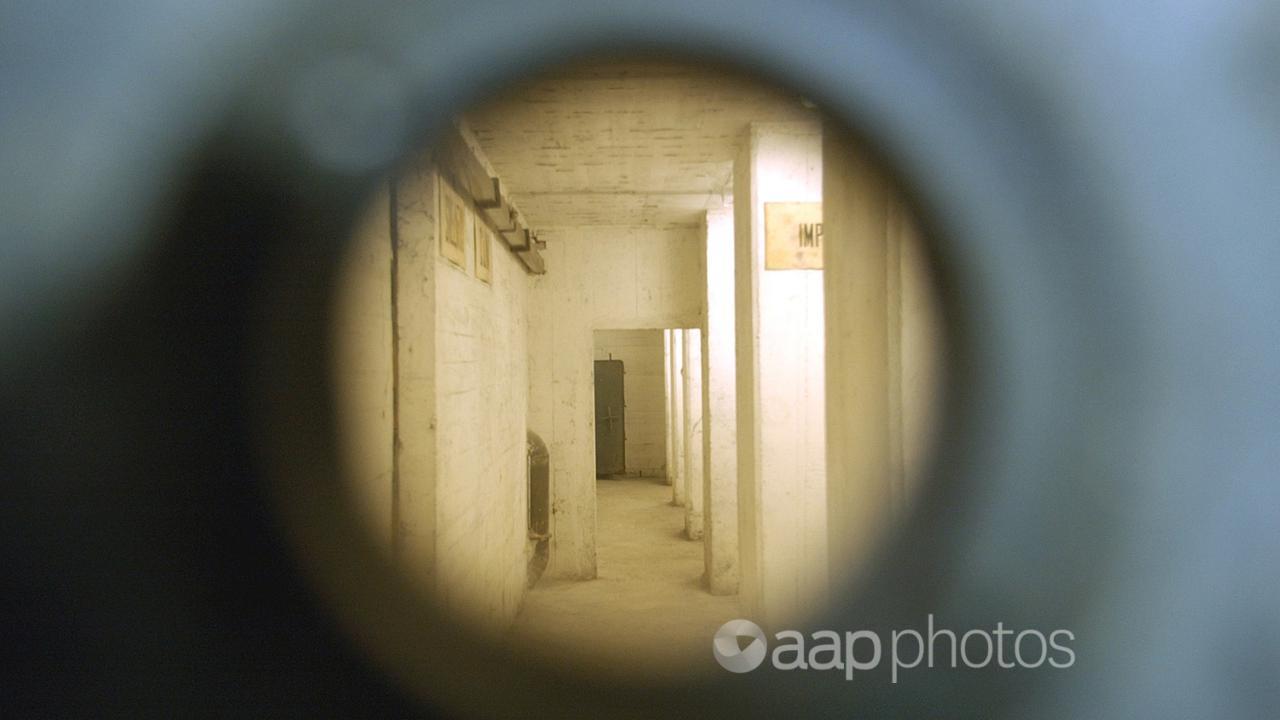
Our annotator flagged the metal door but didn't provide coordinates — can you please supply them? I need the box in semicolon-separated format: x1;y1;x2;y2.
593;360;625;477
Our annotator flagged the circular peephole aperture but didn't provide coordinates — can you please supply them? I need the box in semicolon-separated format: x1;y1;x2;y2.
321;55;945;695
12;0;1277;717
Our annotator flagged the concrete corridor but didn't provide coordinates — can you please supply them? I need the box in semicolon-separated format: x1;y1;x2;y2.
506;477;740;680
332;57;940;668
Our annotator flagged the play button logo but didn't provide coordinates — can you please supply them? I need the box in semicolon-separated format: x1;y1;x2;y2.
713;619;768;673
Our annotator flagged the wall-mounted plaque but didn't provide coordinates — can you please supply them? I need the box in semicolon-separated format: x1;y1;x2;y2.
439;181;467;269
474;219;493;284
764;202;823;270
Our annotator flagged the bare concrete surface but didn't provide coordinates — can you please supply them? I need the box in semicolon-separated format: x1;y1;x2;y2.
505;477;740;682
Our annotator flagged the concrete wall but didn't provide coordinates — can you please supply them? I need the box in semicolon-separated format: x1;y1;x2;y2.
331;148;534;634
332;184;395;552
592;329;667;477
431;175;531;633
393;160;439;594
823;125;941;595
529;226;704;579
734;122;828;630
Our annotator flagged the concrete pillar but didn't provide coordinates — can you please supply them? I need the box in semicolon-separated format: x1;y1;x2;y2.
527;277;597;580
822;125;941;594
701;208;738;593
670;329;686;506
682;328;705;539
821;125;890;594
663;330;675;486
733;122;827;629
894;200;942;511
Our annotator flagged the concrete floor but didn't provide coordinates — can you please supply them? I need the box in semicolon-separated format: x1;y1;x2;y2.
505;477;740;683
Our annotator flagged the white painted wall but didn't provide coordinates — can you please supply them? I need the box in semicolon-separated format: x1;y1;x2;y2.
331;149;534;634
701;207;739;594
432;175;530;634
592;329;667;477
528;226;704;579
332;183;394;552
393;159;439;594
734;122;828;630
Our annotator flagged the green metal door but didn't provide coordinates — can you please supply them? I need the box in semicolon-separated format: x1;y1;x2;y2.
593;359;625;477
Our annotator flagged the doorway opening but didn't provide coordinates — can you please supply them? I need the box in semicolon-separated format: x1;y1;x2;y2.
593;358;625;477
592;329;667;480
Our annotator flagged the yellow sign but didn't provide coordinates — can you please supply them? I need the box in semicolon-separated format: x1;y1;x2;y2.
439;181;467;269
474;220;493;284
764;202;823;270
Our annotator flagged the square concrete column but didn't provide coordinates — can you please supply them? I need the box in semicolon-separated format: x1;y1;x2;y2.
823;125;942;591
669;328;686;506
822;125;890;594
701;208;739;593
733;122;827;629
682;328;705;539
663;330;675;486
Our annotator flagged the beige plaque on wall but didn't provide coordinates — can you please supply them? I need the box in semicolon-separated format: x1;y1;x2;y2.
474;220;492;284
439;182;468;269
764;202;823;270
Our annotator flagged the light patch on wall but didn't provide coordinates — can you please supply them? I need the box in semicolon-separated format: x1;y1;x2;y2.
765;201;823;270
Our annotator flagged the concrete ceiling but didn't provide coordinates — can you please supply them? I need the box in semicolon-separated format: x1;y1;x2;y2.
464;58;819;229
